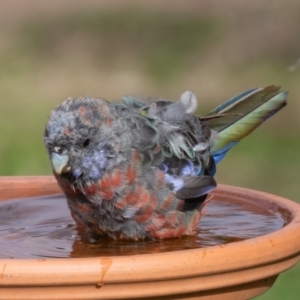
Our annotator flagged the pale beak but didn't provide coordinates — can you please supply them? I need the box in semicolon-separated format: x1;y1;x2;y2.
51;152;70;175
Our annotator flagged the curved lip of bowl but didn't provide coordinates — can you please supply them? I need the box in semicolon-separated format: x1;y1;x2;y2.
0;176;300;288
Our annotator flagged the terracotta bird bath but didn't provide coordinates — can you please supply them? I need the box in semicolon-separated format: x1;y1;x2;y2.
1;176;300;300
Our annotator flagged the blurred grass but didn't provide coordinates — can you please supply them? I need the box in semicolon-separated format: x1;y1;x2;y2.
0;3;300;299
19;10;221;81
215;130;300;202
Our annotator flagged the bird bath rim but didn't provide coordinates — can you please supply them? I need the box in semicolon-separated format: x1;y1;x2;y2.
0;176;300;300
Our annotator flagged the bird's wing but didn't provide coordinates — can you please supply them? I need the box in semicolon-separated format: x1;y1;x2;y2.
119;92;217;200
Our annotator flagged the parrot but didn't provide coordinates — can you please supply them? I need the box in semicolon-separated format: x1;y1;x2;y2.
44;85;287;240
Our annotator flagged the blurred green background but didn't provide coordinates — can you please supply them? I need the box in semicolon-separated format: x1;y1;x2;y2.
0;1;299;298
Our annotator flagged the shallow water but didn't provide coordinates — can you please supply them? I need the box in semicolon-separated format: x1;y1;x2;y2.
0;194;287;259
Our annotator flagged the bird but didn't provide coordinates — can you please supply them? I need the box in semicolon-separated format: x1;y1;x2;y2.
44;85;287;240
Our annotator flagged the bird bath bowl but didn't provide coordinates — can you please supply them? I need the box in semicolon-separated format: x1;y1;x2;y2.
1;176;300;300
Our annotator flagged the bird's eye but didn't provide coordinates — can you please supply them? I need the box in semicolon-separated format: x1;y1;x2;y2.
83;139;90;148
54;146;63;154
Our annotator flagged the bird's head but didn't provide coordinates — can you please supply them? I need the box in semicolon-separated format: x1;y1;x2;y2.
44;97;126;183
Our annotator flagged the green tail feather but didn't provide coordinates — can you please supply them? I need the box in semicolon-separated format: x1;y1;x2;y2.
207;85;288;158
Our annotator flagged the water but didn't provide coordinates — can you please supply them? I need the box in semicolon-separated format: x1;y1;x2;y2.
0;194;287;259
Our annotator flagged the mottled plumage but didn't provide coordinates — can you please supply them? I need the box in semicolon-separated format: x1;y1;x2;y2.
44;86;287;240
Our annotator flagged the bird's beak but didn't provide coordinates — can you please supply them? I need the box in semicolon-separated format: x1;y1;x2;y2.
51;152;70;175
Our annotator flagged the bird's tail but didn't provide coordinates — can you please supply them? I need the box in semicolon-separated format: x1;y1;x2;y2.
204;86;288;164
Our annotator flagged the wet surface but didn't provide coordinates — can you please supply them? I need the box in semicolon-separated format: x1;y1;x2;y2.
0;194;287;258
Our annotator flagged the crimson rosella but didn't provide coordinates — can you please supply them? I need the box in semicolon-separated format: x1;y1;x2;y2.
44;86;287;240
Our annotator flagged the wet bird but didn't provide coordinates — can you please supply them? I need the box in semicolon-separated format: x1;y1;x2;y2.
44;86;287;240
